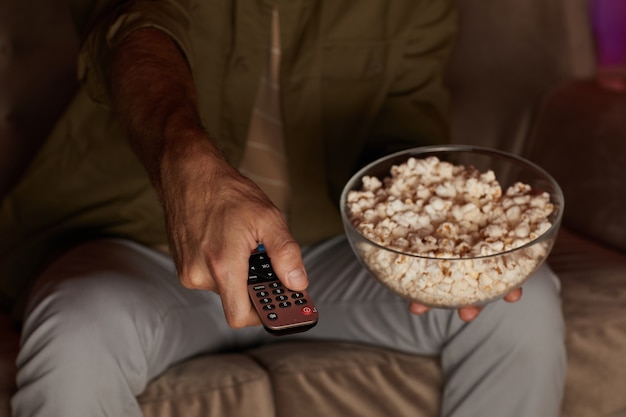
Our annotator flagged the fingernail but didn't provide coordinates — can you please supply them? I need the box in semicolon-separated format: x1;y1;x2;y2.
287;268;307;288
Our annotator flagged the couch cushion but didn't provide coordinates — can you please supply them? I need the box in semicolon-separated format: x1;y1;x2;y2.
551;227;626;417
250;341;442;417
138;354;275;417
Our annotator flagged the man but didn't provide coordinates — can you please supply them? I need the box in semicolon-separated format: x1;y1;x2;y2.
3;1;566;416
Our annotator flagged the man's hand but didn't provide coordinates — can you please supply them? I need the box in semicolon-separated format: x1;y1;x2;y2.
159;135;308;328
110;28;308;328
408;287;523;322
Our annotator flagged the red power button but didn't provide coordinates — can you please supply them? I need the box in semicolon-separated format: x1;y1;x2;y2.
301;306;313;316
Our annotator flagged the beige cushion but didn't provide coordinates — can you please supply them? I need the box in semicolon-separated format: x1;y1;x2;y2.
250;341;442;417
552;228;626;417
138;354;275;417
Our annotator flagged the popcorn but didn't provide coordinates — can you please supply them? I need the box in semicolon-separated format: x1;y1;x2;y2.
346;156;554;307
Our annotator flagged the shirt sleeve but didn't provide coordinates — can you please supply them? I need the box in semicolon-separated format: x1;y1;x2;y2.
75;0;194;105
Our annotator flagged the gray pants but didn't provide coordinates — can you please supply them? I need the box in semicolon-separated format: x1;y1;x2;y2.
12;236;566;417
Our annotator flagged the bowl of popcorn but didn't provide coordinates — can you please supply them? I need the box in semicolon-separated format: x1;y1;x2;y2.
340;145;564;308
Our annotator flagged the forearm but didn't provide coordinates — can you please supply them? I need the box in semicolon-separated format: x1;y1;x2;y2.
109;28;224;191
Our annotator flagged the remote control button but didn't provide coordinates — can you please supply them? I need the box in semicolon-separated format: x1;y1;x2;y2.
291;292;304;299
249;251;267;261
263;304;276;311
253;285;266;291
276;295;288;302
295;299;308;305
260;298;272;304
272;288;284;295
270;282;281;289
267;312;278;321
249;263;275;280
256;291;269;297
279;301;292;308
301;306;313;316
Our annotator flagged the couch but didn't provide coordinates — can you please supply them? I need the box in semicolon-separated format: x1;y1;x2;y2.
2;0;626;416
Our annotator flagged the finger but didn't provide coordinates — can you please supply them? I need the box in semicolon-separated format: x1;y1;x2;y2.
503;287;523;303
458;305;483;322
175;243;218;292
211;242;262;328
177;260;261;328
409;302;431;316
220;277;263;328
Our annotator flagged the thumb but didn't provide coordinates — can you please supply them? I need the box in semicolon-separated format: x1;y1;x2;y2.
262;235;308;291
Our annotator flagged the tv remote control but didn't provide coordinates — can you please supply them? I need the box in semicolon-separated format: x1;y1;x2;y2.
247;244;318;335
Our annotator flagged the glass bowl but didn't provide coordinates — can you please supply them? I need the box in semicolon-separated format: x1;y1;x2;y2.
340;145;564;308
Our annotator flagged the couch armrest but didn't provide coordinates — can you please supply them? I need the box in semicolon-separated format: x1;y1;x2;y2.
527;79;626;253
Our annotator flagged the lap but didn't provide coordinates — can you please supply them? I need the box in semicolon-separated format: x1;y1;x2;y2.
22;235;564;370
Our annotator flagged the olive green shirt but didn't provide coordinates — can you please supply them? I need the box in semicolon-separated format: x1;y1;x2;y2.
0;0;456;315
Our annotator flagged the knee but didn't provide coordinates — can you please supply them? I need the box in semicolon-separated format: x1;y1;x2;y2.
17;276;150;397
